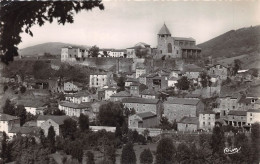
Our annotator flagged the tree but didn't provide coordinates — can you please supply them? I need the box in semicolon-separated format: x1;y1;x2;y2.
135;46;148;58
121;142;136;164
16;105;26;126
199;72;212;88
1;132;8;162
250;123;260;163
79;113;89;132
61;118;77;139
117;76;126;92
0;1;104;64
86;151;95;164
20;86;26;93
89;45;100;58
156;137;176;164
211;126;225;155
115;124;122;140
98;102;124;127
71;141;83;163
140;149;153;164
233;59;242;75
175;76;190;90
159;117;172;130
176;142;191;163
47;126;56;153
39;129;46;147
3;85;8;93
3;99;15;115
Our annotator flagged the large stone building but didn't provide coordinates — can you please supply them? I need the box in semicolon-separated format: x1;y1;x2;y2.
89;72;113;88
163;98;205;122
199;111;216;131
128;112;159;128
157;24;201;59
61;46;89;62
177;116;198;132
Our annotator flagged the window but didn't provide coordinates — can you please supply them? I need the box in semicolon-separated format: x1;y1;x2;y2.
203;122;205;125
177;50;178;54
250;118;252;121
208;122;210;125
168;43;172;53
186;124;188;127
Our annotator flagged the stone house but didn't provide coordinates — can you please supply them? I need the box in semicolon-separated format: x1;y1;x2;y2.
163;98;205;122
65;90;93;104
246;109;260;126
135;63;146;78
125;78;139;87
146;73;168;90
58;101;92;117
0;113;20;137
177;116;198;131
237;95;257;111
139;73;148;85
227;110;247;127
122;98;163;117
207;64;229;80
168;77;178;88
128;112;159;128
9;126;40;138
182;64;203;80
104;87;117;100
89;72;113;88
199;111;215;131
130;83;140;97
110;91;132;102
40;115;70;137
64;81;83;92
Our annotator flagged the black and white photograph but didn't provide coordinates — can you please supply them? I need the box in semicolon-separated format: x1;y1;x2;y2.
0;0;259;163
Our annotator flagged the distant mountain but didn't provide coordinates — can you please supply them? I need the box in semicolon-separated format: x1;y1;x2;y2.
198;25;260;59
18;42;90;56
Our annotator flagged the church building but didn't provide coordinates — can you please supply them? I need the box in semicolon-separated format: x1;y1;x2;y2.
157;24;202;59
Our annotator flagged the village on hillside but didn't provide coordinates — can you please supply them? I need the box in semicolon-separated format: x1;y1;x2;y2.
0;1;260;163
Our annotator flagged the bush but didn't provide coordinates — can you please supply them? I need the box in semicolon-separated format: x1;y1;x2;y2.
140;149;153;164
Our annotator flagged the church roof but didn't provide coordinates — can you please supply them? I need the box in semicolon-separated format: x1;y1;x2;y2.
158;24;171;35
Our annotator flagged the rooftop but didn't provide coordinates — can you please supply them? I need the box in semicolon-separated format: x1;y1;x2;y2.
110;91;131;97
228;110;247;116
9;126;40;134
140;89;158;96
0;113;19;121
173;37;196;42
183;64;203;72
16;99;47;108
179;116;198;124
165;98;201;105
136;112;157;119
37;115;70;125
247;109;260;113
158;24;171;35
59;101;92;109
122;98;160;104
200;110;215;114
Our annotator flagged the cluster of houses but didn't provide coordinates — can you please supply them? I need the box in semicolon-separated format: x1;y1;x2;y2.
0;24;260;139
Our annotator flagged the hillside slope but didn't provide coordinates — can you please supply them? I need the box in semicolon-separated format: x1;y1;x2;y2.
198;25;260;59
18;42;90;56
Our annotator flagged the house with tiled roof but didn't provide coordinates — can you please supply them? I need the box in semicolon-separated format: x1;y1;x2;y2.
122;98;163;117
199;111;216;131
246;109;260;127
182;64;203;80
58;101;92;117
0;113;20;137
227;110;247;127
136;63;146;78
163;98;204;122
140;88;159;99
207;63;229;80
64;81;83;93
125;78;139;87
89;72;113;88
128;111;159;128
9;126;40;138
65;90;93;103
177;116;198;132
146;73;169;90
110;91;132;102
37;115;70;136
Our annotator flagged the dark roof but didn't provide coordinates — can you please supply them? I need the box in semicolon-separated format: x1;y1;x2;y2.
110;91;131;97
165;98;201;105
9;126;40;134
179;116;198;124
136;112;157;119
74;90;92;97
136;63;146;69
59;101;91;109
122;98;160;104
0;113;19;121
247;109;260;113
173;37;195;41
126;78;139;82
16;99;47;108
200;111;215;114
37;115;70;125
23;121;37;127
185;93;201;98
158;24;171;35
228;110;247;116
141;89;158;96
238;96;253;104
183;64;203;72
179;45;201;50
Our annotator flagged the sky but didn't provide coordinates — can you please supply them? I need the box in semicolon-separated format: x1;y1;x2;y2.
18;1;260;49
